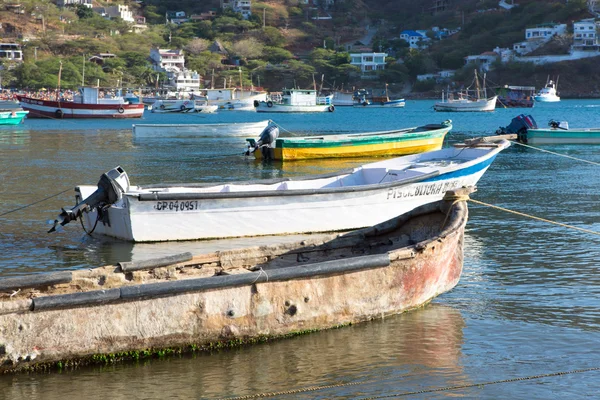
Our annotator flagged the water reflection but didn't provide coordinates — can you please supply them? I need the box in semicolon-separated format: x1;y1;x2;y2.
0;304;466;399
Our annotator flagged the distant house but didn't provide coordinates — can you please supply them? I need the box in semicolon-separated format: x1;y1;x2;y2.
417;69;455;82
0;43;23;63
221;0;252;19
190;10;217;21
93;5;134;23
166;11;188;24
399;30;430;49
464;51;499;72
56;0;92;8
88;53;117;65
573;19;600;50
350;52;387;77
513;23;567;55
150;48;200;91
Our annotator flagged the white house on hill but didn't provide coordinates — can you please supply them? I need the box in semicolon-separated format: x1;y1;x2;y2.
150;48;200;92
513;23;567;55
221;0;252;19
573;19;600;50
399;30;430;49
350;52;387;77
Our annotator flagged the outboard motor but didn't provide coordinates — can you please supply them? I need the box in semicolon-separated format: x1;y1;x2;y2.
48;166;130;233
246;124;280;160
549;120;569;130
496;114;537;144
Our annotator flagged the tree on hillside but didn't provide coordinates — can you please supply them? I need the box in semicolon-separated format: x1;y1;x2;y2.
185;38;211;55
73;4;94;19
231;38;264;61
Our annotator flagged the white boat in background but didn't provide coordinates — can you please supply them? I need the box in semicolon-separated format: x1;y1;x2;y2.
255;89;335;113
434;70;497;112
202;88;267;111
48;137;511;242
151;99;196;113
331;90;355;106
132;120;270;138
534;76;560;102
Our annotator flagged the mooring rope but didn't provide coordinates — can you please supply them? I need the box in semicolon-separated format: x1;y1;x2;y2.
511;141;600;166
0;189;71;217
360;367;600;399
469;198;600;236
268;119;295;136
219;366;600;399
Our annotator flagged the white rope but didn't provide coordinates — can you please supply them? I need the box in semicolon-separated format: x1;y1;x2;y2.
512;141;600;166
251;266;269;284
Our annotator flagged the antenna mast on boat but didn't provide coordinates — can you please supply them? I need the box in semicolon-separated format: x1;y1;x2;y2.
239;67;243;93
474;69;481;100
57;61;63;93
82;54;85;86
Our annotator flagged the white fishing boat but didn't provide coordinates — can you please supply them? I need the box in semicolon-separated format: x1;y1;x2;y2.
534;76;560;102
48;137;511;242
202;88;267;111
434;70;497;112
255;89;335;113
151;99;196;113
331;90;355;106
132;120;271;138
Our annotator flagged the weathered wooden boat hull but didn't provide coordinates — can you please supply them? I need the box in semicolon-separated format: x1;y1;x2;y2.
0;196;469;373
132;120;270;137
249;123;451;160
16;97;145;119
0;111;28;125
525;128;600;144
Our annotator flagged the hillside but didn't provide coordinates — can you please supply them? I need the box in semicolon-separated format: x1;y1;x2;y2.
0;0;598;96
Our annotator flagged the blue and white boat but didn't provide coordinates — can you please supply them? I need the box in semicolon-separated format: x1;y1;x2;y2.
534;76;560;103
49;137;510;242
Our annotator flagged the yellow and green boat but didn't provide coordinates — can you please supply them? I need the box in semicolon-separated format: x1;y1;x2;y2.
247;120;452;161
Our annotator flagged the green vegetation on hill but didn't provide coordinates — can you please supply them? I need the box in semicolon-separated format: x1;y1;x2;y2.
0;0;597;96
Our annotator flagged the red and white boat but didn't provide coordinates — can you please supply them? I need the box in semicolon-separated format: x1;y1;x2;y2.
17;87;145;119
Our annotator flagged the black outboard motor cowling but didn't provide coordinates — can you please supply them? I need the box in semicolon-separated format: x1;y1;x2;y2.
496;114;537;143
48;166;130;233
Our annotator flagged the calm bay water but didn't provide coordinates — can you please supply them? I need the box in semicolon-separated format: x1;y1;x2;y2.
1;100;600;398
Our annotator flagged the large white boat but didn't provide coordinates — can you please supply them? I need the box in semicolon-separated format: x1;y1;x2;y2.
132;120;270;138
202;88;267;111
48;137;511;242
331;90;355;106
534;76;560;102
255;89;335;113
434;70;497;112
16;87;145;119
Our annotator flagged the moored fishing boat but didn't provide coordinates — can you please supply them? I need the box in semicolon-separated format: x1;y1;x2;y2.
246;120;452;161
48;137;511;242
495;85;536;108
150;99;197;113
255;89;335;113
497;113;600;144
0;110;28;125
132;120;271;137
434;70;497;112
16;87;145;119
3;190;471;373
353;86;406;108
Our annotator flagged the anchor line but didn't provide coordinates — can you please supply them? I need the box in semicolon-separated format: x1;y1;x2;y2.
0;189;71;217
218;366;600;400
469;198;600;237
511;141;600;166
